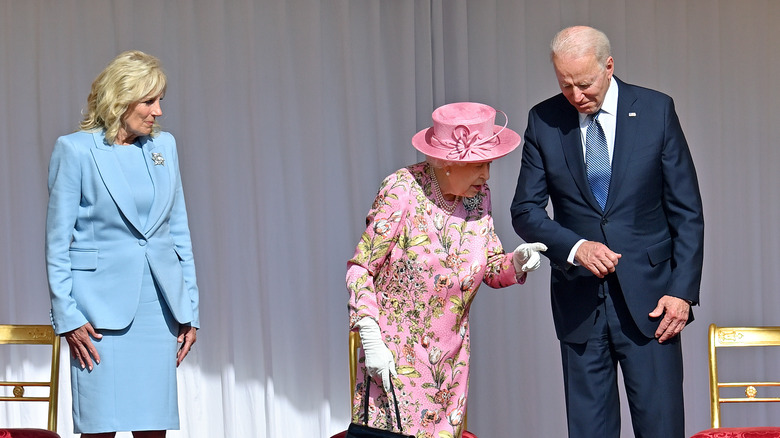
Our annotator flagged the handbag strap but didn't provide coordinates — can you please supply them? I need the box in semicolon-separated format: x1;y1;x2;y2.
362;372;405;433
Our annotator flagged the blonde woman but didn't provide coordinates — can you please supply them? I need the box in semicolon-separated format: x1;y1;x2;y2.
46;50;200;437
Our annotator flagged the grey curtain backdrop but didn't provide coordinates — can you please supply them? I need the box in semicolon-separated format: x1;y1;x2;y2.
1;0;779;436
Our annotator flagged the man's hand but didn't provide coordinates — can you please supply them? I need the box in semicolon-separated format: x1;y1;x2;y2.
649;295;691;343
574;241;621;278
64;322;102;370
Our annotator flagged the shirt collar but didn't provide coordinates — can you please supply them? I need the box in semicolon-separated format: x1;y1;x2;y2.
578;77;619;124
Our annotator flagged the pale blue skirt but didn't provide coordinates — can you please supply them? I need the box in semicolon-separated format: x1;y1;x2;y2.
71;263;180;433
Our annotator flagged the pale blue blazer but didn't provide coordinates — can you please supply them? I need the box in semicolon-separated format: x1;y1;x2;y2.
46;130;200;335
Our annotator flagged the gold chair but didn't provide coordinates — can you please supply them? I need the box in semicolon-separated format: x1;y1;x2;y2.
348;330;360;405
691;324;780;437
0;325;61;437
333;331;477;438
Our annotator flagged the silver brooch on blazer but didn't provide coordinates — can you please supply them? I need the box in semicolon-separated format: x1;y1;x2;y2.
151;152;165;166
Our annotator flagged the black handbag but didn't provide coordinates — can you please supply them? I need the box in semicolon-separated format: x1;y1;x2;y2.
346;373;413;438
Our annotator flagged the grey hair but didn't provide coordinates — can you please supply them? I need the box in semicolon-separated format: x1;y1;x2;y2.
550;26;611;69
425;155;467;169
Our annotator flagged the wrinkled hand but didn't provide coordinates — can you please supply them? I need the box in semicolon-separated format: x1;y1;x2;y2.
64;322;102;370
575;241;622;278
513;242;548;273
177;325;197;367
649;295;691;343
355;317;396;392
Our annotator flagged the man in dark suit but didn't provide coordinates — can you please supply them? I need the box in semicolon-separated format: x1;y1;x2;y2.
511;26;704;438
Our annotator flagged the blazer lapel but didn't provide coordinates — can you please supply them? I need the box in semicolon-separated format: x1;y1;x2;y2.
141;136;172;235
90;132;144;233
559;106;604;212
604;79;639;213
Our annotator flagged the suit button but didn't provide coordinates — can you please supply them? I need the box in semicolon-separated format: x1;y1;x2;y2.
601;219;608;226
138;239;147;246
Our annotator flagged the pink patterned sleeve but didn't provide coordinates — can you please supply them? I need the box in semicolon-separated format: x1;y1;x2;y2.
481;187;525;288
346;170;409;329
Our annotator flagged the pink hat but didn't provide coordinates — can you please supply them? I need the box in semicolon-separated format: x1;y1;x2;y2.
411;102;521;163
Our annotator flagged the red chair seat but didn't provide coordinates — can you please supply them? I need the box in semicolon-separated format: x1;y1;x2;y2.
0;429;61;438
331;430;477;438
691;427;780;438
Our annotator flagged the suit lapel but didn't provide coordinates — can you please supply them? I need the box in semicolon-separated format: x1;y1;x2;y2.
90;132;144;233
604;79;639;213
141;136;172;234
559;105;604;212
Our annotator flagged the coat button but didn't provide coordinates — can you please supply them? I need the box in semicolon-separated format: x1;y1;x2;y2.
138;239;147;246
601;219;608;226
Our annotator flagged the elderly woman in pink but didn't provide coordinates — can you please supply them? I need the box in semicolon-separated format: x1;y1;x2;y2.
346;102;546;438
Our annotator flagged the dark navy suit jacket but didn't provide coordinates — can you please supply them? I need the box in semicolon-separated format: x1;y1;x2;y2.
511;77;704;344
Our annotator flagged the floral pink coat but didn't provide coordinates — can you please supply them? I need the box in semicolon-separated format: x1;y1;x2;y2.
346;162;524;438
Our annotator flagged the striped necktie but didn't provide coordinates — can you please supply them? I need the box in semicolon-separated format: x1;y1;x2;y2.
585;111;610;210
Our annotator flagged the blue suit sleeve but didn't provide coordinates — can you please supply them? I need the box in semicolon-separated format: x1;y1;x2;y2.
166;138;200;328
660;100;704;303
511;111;583;268
45;136;89;334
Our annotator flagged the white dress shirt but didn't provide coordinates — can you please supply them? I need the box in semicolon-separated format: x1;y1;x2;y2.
568;78;619;265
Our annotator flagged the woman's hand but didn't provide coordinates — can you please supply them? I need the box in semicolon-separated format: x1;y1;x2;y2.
513;242;548;273
176;324;197;367
355;317;396;392
64;322;102;370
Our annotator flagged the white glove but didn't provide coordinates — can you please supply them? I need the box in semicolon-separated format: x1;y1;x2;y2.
513;242;548;273
355;317;397;392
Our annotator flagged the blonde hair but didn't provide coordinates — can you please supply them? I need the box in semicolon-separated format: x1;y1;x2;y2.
80;50;167;144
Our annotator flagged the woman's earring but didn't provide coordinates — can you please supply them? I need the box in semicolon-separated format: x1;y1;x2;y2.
445;170;451;176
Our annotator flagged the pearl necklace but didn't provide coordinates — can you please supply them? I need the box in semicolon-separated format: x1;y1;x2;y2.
428;165;460;214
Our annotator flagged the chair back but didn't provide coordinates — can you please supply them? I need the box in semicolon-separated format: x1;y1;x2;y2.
348;331;360;405
0;325;61;432
708;324;780;428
